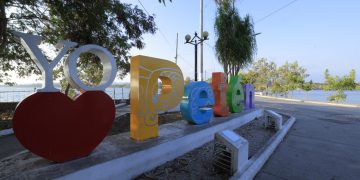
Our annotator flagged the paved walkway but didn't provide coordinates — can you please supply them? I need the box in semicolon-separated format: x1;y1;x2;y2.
255;97;360;180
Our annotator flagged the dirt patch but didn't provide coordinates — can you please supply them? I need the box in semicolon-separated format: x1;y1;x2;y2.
135;141;230;180
234;117;276;158
108;112;183;136
136;117;278;179
0;110;15;130
0;120;12;130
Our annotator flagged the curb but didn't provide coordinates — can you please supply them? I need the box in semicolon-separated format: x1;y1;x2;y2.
256;95;360;108
231;115;296;180
115;103;127;108
0;128;14;137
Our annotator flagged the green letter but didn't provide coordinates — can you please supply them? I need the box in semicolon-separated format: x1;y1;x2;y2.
227;75;244;113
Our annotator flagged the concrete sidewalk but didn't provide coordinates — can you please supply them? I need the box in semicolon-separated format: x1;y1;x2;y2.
255;97;360;180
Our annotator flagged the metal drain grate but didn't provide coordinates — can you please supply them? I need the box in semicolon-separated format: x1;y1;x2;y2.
213;130;249;176
213;140;233;174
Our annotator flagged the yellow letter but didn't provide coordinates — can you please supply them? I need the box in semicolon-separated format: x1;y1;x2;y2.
130;55;184;141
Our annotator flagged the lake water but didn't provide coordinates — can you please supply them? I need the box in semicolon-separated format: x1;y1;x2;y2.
2;86;360;105
0;86;130;102
269;90;360;105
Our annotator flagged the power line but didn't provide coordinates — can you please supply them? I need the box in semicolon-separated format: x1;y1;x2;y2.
136;0;194;69
255;0;299;24
137;0;173;48
204;0;211;9
178;55;195;70
203;42;220;74
204;41;215;50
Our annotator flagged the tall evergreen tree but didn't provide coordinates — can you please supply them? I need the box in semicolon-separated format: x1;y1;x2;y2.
214;0;257;76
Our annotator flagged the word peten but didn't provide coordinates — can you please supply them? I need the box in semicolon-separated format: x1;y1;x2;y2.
130;56;254;141
13;32;254;162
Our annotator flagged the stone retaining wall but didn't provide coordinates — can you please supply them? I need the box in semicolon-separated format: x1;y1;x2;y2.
0;102;18;112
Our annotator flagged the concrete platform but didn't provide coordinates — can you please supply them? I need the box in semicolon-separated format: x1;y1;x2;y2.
0;109;263;180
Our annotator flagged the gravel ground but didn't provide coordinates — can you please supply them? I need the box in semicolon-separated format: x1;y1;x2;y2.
233;117;276;158
0;120;12;130
108;112;182;135
136;116;282;180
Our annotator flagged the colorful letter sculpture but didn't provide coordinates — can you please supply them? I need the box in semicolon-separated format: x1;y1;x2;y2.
130;55;184;141
12;30;258;163
227;75;245;113
12;32;116;162
243;84;255;110
180;81;215;124
13;92;115;162
211;72;230;117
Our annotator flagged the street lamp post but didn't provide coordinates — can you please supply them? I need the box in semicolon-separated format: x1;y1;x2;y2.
185;31;209;81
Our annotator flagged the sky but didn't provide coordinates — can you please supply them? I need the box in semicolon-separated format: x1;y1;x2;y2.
13;0;360;84
119;0;360;83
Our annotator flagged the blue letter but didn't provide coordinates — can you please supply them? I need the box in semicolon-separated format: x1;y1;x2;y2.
180;81;215;125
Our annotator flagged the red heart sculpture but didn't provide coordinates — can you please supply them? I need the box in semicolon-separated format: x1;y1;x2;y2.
13;91;115;162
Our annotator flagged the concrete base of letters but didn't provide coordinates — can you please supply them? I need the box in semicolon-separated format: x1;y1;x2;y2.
0;109;261;179
0;108;293;180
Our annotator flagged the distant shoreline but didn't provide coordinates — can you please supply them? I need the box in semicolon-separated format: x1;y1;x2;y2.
256;95;360;108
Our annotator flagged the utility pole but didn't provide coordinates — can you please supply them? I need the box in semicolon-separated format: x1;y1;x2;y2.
200;0;204;81
194;39;198;81
175;33;178;64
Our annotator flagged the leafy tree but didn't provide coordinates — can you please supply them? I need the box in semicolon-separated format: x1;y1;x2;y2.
302;80;313;100
246;58;277;91
184;76;191;85
0;0;44;84
324;69;356;102
158;0;172;5
277;61;308;94
302;80;313;91
44;1;157;94
239;71;254;84
241;59;308;96
1;0;159;93
214;0;257;76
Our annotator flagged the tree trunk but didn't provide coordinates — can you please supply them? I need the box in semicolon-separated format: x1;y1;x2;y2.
64;83;71;96
223;60;228;77
0;0;7;51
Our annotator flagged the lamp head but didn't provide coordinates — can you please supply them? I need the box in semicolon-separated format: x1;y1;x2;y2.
202;31;209;40
185;34;191;42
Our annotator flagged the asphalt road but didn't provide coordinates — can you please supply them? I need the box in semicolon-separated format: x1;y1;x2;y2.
255;96;360;180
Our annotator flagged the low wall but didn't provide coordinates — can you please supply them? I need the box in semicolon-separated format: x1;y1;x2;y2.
0;102;18;112
0;100;126;113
